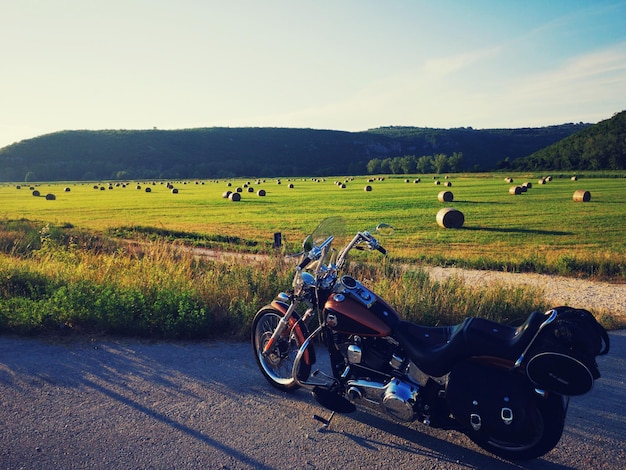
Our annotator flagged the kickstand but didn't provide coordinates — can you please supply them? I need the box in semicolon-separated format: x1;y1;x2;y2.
312;411;335;431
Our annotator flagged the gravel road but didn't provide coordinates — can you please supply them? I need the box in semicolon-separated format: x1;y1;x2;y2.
1;330;624;469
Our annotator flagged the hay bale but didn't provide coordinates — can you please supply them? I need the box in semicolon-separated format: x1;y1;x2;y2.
229;192;241;202
509;186;523;195
364;185;372;192
288;183;294;188
538;178;546;185
64;187;71;192
339;183;346;189
438;190;453;202
414;178;421;183
505;177;514;183
222;190;232;199
436;208;464;228
522;182;532;189
434;180;441;185
171;188;179;194
573;190;591;202
444;181;452;187
136;185;142;190
145;187;151;193
45;193;56;200
32;190;41;197
15;185;21;189
100;186;106;191
571;176;578;181
247;187;254;192
257;189;266;196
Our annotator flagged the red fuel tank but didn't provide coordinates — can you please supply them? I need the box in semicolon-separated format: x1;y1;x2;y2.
324;290;400;337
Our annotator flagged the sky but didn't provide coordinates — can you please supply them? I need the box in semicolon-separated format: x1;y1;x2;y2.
2;0;626;149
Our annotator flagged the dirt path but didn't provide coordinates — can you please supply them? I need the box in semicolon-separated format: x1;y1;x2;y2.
424;266;626;318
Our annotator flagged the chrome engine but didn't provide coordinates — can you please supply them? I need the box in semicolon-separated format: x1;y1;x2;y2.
346;378;420;422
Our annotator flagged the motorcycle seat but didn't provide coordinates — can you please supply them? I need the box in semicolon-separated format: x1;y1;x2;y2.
393;310;548;377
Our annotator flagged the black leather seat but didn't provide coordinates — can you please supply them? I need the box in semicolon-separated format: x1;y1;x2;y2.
393;311;548;377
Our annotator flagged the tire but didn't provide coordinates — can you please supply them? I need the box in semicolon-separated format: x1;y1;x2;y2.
470;392;567;460
251;307;312;392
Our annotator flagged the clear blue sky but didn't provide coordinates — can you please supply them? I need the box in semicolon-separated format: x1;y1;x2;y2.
2;0;625;149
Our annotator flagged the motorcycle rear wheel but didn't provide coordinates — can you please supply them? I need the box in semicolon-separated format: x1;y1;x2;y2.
251;307;311;392
469;392;567;460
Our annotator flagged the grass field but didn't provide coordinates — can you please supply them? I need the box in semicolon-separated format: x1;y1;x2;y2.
1;172;624;338
2;173;625;279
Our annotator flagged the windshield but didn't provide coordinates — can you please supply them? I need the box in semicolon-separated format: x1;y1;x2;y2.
310;217;346;245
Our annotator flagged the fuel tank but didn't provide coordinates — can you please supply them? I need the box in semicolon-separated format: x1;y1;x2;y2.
323;276;400;336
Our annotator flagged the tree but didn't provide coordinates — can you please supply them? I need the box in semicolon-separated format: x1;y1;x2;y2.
416;155;433;173
448;152;464;172
366;158;381;174
433;153;448;174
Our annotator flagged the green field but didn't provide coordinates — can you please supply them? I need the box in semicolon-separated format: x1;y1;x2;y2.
2;173;625;278
2;173;625;338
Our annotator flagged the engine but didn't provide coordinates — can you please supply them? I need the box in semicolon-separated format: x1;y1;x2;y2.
339;335;421;422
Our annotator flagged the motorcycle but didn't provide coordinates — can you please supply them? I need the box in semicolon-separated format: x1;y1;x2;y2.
251;217;610;460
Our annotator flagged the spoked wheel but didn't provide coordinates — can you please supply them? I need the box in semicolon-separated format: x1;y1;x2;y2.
251;307;311;392
470;393;567;460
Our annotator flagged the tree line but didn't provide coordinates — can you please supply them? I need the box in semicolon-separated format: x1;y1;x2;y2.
366;152;464;174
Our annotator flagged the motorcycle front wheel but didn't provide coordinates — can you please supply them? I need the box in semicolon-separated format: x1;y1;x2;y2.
470;392;567;460
251;307;311;392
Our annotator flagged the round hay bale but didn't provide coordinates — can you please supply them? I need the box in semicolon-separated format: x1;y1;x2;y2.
64;187;71;192
436;208;464;229
414;178;421;183
538;178;546;185
257;189;266;196
571;176;578;181
93;185;99;190
45;193;56;200
505;177;514;183
15;185;21;189
171;188;179;194
364;185;372;192
288;183;294;188
509;186;523;195
32;190;41;197
247;187;254;192
227;182;232;187
520;185;528;192
339;183;346;189
405;179;410;183
546;176;553;182
222;190;232;199
438;190;453;202
444;181;452;187
136;185;142;190
522;182;532;189
100;186;106;191
573;190;591;202
229;192;241;202
145;187;151;193
434;180;441;185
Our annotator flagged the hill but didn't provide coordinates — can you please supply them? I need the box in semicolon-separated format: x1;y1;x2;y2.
0;123;591;182
511;110;626;171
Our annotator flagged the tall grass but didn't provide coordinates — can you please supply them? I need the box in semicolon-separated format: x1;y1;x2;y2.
4;232;621;340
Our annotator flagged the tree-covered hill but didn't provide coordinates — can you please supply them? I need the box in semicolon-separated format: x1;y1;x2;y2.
0;122;592;182
511;111;626;171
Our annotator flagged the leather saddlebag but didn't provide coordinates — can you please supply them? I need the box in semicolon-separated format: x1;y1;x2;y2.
525;306;610;395
446;360;539;443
